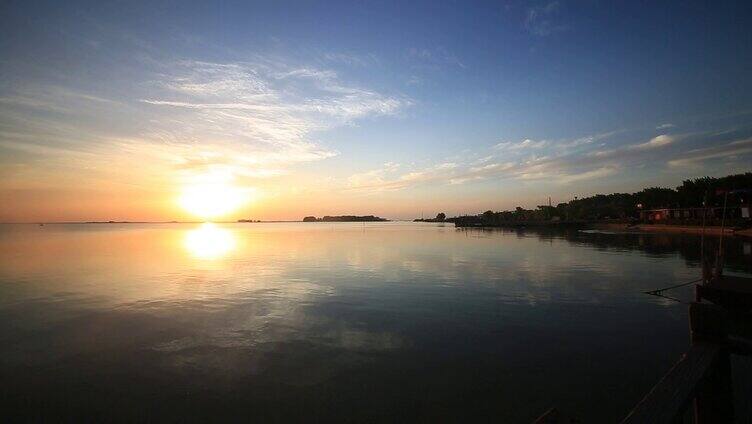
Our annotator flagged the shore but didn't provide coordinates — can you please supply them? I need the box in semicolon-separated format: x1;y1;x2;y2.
593;223;751;236
454;220;752;237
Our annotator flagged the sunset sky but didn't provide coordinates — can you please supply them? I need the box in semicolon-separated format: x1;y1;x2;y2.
1;1;751;222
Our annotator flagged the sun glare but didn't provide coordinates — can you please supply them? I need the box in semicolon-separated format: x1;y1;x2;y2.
178;182;247;220
183;223;236;260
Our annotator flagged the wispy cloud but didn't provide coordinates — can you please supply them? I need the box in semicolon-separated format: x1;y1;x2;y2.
493;138;547;151
559;130;624;150
590;134;678;158
557;166;618;184
343;122;750;194
345;141;611;193
138;60;409;179
525;1;567;37
322;52;378;67
346;152;616;192
668;138;752;168
406;46;466;69
347;162;460;193
630;134;674;150
0;57;411;194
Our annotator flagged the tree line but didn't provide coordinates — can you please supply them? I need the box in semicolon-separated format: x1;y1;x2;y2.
472;172;752;223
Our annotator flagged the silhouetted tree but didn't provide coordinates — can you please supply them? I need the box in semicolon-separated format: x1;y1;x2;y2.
436;213;446;221
471;172;752;223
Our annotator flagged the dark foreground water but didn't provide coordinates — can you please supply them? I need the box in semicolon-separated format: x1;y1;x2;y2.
1;222;750;422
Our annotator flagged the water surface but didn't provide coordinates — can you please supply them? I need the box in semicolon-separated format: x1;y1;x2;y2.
1;222;750;422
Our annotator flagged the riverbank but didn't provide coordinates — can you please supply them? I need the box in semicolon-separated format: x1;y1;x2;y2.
454;219;752;237
453;219;588;228
594;223;752;236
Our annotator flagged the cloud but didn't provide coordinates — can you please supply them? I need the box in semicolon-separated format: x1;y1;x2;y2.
469;162;516;173
323;52;378;67
140;60;410;179
346;162;460;193
493;138;547;150
345;151;558;193
656;123;675;130
345;130;618;193
558;129;624;151
590;134;676;158
525;1;567;36
668;138;752;168
557;166;618;184
406;46;466;69
0;86;121;114
275;67;339;81
341;119;751;197
343;127;674;193
630;134;674;150
0;57;411;198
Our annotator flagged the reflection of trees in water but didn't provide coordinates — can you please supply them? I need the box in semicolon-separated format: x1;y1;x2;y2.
460;227;752;274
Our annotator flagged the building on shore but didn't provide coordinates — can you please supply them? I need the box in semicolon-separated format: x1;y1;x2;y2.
639;206;751;223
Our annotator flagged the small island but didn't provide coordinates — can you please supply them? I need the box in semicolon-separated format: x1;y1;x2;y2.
303;215;388;222
414;213;456;223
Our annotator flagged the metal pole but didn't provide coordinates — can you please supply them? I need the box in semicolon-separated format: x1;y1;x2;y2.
715;191;729;279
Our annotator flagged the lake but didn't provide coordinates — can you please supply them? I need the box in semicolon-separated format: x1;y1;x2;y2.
1;222;750;422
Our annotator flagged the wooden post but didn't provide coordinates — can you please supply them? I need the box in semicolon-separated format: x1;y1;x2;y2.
689;302;733;423
695;284;702;303
532;408;560;423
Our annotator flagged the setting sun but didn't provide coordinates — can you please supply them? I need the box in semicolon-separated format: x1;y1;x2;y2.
178;182;248;220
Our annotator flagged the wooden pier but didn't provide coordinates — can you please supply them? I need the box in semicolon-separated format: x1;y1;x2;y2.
620;277;752;423
696;275;752;312
534;275;752;423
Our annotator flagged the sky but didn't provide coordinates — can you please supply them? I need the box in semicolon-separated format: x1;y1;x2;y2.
1;0;751;222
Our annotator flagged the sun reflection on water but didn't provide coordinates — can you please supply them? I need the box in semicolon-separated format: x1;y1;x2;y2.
183;223;236;260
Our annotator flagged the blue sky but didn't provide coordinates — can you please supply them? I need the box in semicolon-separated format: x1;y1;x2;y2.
1;0;751;221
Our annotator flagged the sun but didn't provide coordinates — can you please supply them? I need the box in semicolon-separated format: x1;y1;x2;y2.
178;182;247;220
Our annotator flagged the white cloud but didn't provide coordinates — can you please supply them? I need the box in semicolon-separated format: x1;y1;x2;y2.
493;138;547;151
630;134;674;150
141;60;410;179
469;162;513;173
656;123;675;130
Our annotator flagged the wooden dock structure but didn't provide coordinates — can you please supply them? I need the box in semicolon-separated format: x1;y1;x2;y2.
534;275;752;423
620;276;752;423
696;275;752;312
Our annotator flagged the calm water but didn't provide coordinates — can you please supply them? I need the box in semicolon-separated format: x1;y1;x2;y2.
1;222;750;422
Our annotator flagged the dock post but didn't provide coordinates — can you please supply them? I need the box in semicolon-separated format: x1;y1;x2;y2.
689;302;733;423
